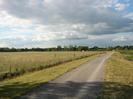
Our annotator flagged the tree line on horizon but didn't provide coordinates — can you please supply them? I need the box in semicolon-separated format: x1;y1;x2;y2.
0;45;133;52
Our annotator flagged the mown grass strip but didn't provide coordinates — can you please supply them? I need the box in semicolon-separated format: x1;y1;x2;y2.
98;52;133;99
0;54;99;99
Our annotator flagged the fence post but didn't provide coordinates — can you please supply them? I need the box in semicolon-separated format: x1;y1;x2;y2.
9;65;11;73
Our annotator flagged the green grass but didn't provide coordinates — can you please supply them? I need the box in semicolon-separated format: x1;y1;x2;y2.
99;51;133;99
0;51;101;80
0;54;99;99
119;50;133;61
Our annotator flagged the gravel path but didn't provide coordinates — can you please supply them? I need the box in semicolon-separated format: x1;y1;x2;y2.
21;52;113;99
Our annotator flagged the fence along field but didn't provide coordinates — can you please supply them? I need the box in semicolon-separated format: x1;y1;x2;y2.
0;51;100;80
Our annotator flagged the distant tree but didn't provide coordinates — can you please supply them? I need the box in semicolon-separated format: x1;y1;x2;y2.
57;46;62;51
0;45;132;52
77;46;89;51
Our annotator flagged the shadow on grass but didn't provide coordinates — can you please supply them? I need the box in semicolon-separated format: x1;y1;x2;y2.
0;81;133;99
0;82;40;99
98;82;133;99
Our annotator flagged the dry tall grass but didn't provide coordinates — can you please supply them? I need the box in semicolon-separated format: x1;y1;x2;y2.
0;51;101;80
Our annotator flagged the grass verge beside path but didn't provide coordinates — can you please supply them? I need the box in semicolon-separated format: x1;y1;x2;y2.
98;52;133;99
0;54;100;99
119;50;133;61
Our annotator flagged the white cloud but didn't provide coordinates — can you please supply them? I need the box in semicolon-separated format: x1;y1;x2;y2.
112;34;133;42
124;13;133;20
0;42;8;47
0;0;133;36
0;0;133;47
115;3;128;11
94;0;118;8
0;11;32;28
113;36;127;41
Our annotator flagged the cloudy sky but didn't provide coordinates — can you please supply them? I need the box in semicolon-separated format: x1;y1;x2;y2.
0;0;133;48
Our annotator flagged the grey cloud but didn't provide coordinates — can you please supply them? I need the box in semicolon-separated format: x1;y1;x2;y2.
1;0;133;35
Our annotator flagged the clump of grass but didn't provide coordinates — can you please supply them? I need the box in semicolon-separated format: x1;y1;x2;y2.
0;55;98;99
99;52;133;99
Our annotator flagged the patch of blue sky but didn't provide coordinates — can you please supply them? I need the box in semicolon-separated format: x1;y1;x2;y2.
119;0;133;12
0;26;12;32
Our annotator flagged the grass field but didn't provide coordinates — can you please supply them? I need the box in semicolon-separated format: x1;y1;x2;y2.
119;50;133;61
99;51;133;99
0;53;100;99
0;51;101;80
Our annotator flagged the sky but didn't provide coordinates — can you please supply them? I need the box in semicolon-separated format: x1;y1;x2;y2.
0;0;133;48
